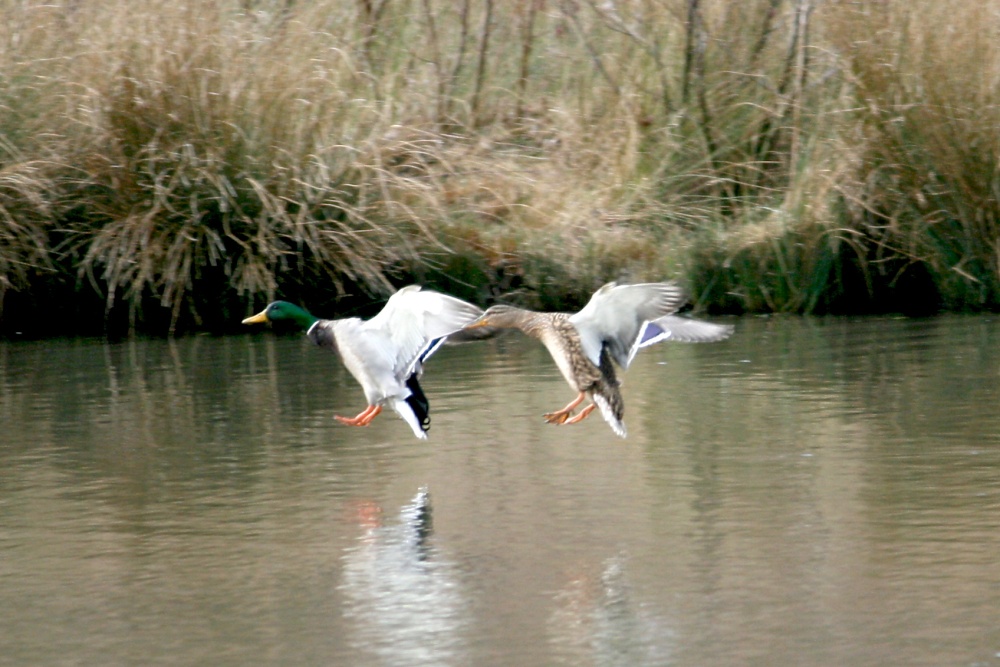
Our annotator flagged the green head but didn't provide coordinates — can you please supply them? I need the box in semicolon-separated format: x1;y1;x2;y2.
242;301;319;330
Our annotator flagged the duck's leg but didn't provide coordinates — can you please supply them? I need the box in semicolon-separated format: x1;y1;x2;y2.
356;405;382;426
543;392;586;424
562;403;596;425
335;404;383;427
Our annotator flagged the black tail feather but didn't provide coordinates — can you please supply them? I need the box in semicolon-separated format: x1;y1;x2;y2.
405;374;431;432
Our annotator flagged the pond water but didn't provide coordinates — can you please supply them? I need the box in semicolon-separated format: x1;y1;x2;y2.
2;315;1000;666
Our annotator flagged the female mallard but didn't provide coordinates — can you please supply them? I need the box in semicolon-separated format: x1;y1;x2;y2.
242;285;483;440
463;282;733;438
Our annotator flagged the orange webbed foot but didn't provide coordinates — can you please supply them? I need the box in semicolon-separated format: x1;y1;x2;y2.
543;409;572;425
543;392;586;425
335;404;383;427
563;403;596;425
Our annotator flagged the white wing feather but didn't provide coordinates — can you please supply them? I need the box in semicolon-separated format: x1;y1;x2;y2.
569;282;687;369
638;315;734;347
365;285;484;379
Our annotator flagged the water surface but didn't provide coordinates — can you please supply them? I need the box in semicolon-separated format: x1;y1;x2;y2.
3;315;1000;666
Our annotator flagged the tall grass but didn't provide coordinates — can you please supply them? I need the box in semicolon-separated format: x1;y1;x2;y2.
829;1;1000;310
1;0;999;335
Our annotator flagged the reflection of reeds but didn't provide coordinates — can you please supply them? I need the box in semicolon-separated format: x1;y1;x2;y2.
1;0;1000;334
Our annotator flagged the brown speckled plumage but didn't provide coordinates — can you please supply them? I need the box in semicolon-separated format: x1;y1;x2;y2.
469;305;626;435
550;316;624;423
464;282;733;437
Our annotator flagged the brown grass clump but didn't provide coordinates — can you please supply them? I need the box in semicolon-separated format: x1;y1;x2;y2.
826;1;1000;310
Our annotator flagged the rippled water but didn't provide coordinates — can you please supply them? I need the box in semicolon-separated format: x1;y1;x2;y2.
3;315;1000;666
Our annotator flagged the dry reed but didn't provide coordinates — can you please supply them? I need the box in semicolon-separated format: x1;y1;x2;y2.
1;0;999;334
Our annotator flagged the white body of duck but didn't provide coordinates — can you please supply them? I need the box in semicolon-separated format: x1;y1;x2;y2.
244;285;484;439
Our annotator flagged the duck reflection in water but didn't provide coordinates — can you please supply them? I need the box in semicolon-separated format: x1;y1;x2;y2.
339;488;467;663
549;552;675;666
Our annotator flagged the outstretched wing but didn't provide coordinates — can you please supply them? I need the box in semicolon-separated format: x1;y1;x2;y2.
364;285;484;379
638;315;734;346
569;282;687;369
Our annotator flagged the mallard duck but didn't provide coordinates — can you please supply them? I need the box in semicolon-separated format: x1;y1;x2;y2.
463;281;733;438
242;285;484;440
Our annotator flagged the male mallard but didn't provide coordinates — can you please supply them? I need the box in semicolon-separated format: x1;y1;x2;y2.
463;281;733;438
242;285;483;440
